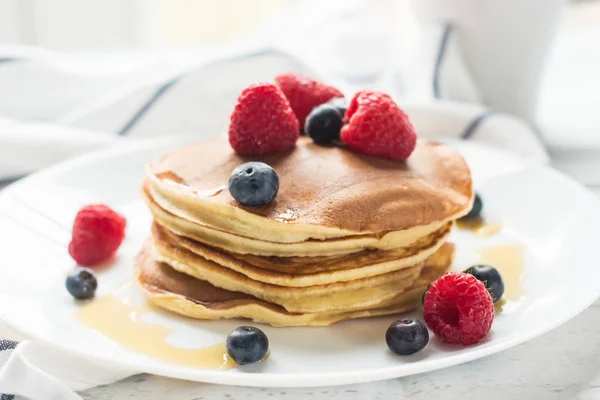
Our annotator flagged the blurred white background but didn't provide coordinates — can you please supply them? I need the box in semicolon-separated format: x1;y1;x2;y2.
0;0;597;50
0;0;415;49
0;0;289;49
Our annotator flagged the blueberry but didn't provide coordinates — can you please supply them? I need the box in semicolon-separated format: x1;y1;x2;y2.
465;264;504;302
461;193;483;220
229;162;279;206
66;268;97;300
386;318;429;356
304;104;343;145
327;97;347;117
226;326;269;365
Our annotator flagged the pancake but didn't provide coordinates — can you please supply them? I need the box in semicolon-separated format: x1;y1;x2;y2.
144;186;451;257
147;179;450;245
152;234;422;313
153;221;453;287
137;135;470;326
135;241;454;326
146;136;472;243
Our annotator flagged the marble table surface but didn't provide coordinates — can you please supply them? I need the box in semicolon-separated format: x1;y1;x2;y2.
80;188;600;400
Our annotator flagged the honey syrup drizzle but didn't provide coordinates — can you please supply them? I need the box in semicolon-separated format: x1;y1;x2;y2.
76;295;237;369
477;244;526;302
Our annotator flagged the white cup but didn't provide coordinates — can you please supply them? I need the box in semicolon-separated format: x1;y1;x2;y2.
410;0;567;122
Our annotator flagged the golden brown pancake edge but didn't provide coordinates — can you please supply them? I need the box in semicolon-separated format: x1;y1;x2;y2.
148;137;473;235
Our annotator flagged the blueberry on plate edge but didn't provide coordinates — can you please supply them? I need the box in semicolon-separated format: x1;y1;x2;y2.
386;317;429;356
66;267;98;300
460;193;483;220
226;326;269;365
464;264;504;302
229;162;279;207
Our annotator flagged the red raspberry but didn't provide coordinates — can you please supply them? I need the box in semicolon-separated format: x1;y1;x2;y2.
229;83;299;155
340;90;417;161
275;72;343;131
68;205;126;267
423;272;494;346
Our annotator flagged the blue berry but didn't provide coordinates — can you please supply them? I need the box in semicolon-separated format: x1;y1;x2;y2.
327;97;347;117
386;318;429;356
226;326;269;365
464;264;504;302
229;162;279;206
66;268;97;299
304;104;343;145
461;193;483;220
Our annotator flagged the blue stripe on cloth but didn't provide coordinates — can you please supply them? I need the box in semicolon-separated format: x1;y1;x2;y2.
0;176;24;187
0;340;17;351
115;48;287;137
461;111;494;139
0;340;18;400
117;76;182;136
433;24;452;99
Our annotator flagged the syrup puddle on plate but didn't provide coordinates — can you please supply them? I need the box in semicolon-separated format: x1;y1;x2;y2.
475;244;526;313
457;218;503;237
76;294;238;369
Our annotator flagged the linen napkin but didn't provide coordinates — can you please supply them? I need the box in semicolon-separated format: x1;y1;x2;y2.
0;42;548;400
0;47;548;185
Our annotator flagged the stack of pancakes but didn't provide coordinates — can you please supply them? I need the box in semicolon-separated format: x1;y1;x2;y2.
135;137;473;326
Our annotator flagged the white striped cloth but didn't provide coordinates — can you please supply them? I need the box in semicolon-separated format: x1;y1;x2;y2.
0;341;17;400
0;45;548;186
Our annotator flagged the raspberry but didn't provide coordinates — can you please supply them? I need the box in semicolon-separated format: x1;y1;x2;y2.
340;90;417;161
275;72;343;131
68;205;126;267
423;272;494;346
229;83;299;155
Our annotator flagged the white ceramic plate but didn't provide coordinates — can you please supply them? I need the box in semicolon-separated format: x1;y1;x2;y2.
0;139;599;388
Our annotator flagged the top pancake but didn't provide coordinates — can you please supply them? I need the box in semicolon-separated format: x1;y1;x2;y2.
147;137;472;238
